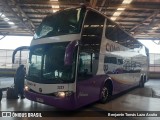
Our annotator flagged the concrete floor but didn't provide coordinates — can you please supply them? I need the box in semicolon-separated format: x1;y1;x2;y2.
1;77;160;120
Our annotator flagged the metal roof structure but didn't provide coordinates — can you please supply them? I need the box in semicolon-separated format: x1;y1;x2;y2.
0;0;160;42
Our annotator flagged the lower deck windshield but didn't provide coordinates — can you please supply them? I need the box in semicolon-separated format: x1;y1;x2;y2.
27;42;76;83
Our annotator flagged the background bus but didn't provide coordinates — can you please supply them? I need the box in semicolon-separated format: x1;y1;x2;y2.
13;6;149;110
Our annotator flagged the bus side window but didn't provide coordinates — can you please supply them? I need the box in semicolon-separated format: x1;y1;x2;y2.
81;10;104;45
118;59;123;65
78;52;93;80
78;52;91;73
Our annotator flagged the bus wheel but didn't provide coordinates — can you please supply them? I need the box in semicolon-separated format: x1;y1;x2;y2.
100;84;111;103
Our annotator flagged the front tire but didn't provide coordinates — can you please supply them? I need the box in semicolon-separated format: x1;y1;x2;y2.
100;84;111;103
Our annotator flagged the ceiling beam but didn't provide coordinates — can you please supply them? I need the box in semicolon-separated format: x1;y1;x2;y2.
129;10;159;32
18;4;79;8
135;37;160;40
101;3;160;10
148;12;159;26
0;0;34;34
98;0;106;12
22;7;60;11
135;34;160;38
17;0;79;6
0;32;9;40
11;0;35;29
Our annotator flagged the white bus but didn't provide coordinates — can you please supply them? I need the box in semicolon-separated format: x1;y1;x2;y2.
13;6;149;110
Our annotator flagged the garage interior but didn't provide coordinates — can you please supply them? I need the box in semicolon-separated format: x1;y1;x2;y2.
0;0;160;119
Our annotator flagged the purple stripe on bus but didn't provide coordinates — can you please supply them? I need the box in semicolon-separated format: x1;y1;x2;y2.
111;78;139;95
25;74;139;110
25;91;77;110
64;40;78;65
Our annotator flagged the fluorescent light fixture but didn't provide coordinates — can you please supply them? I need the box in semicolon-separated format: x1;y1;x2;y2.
113;11;122;16
122;0;132;4
0;13;15;26
110;0;132;21
1;14;6;18
111;8;125;21
111;17;117;21
152;27;159;30
53;10;58;12
4;18;10;21
51;0;59;13
52;5;59;12
108;25;115;27
52;5;59;8
117;8;125;11
8;21;15;25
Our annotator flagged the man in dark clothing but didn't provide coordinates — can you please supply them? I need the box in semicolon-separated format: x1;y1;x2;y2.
0;89;2;101
14;64;26;99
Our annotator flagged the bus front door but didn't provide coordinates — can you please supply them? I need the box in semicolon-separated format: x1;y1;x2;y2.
76;52;100;107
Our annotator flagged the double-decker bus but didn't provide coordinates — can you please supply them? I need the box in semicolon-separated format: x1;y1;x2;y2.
15;6;149;110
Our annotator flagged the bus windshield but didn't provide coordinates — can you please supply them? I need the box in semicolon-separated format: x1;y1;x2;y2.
27;42;76;83
33;7;85;39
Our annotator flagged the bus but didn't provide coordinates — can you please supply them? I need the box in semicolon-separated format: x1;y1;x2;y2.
15;6;149;110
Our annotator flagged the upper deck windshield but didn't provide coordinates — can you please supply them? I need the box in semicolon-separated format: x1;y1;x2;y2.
27;42;76;83
33;7;86;39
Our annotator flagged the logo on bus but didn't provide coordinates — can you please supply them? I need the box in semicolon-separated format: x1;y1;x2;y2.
39;88;42;93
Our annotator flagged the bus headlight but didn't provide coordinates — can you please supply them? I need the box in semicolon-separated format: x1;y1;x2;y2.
58;92;65;98
54;91;73;98
24;85;29;91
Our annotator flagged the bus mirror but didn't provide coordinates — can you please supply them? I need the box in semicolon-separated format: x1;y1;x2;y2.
12;46;30;64
64;40;78;65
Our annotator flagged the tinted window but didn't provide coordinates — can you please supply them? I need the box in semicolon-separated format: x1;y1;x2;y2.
28;42;76;83
34;7;86;39
78;50;98;80
118;59;123;65
105;20;118;42
104;57;117;64
77;10;105;80
78;52;92;74
105;19;142;49
81;10;105;51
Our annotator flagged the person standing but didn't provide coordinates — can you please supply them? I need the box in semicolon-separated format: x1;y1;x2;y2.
14;64;26;99
0;89;2;101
